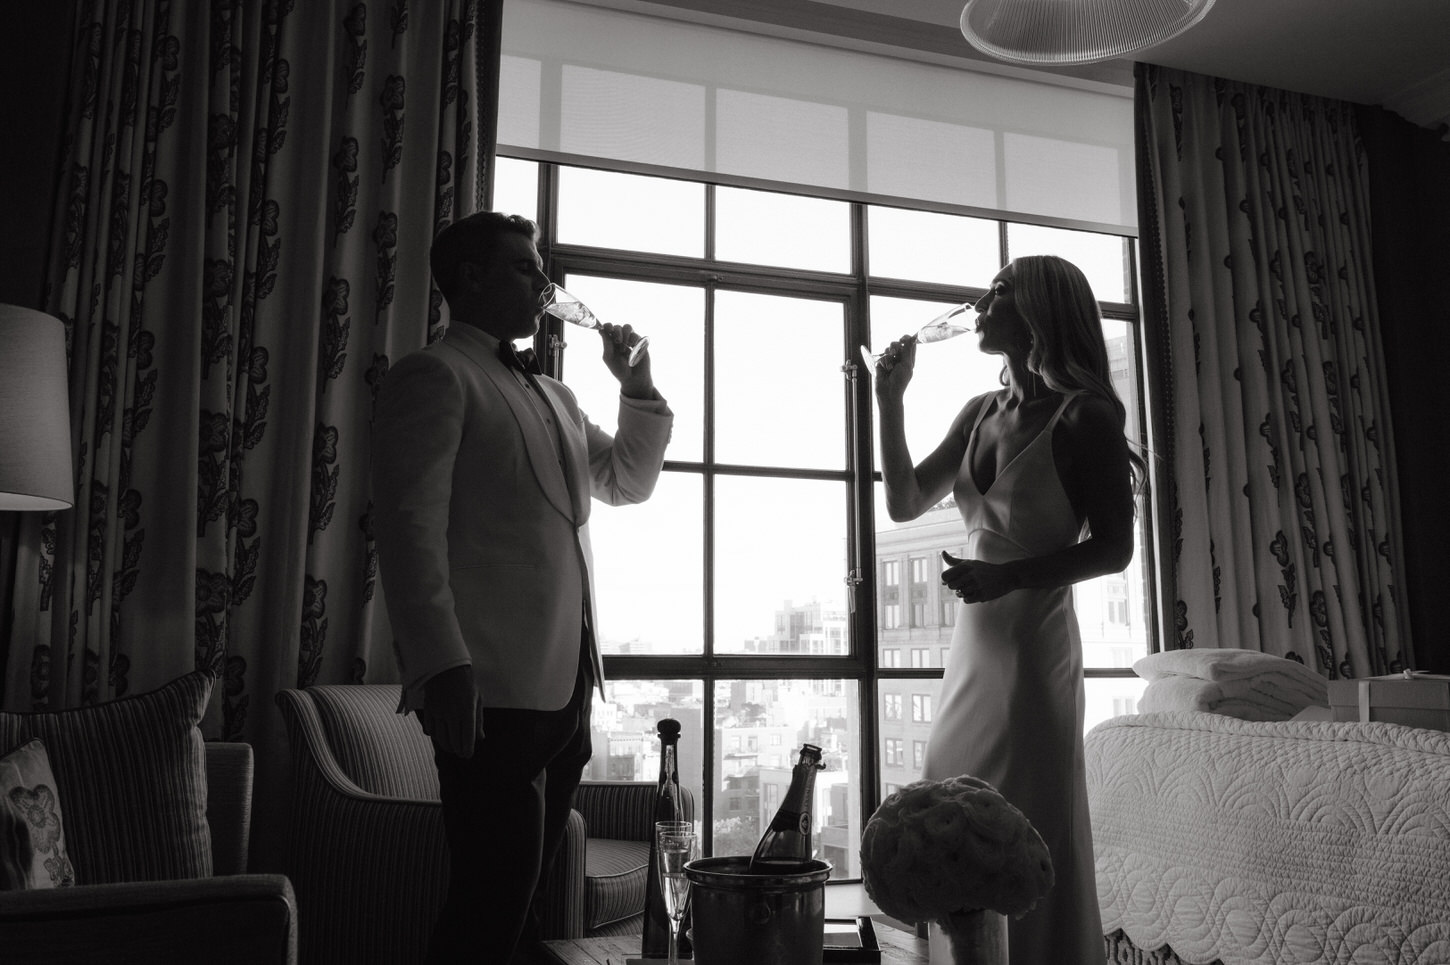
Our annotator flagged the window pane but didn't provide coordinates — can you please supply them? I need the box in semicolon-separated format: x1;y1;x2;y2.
715;291;845;471
591;679;705;811
714;477;849;655
716;187;850;273
558;167;704;257
1005;223;1130;302
877;677;943;792
1083;316;1152;671
868;295;1003;466
1084;676;1147;733
714;679;860;878
1104;317;1143;455
867;206;1000;286
493;156;539;221
556;274;705;462
590;471;704;656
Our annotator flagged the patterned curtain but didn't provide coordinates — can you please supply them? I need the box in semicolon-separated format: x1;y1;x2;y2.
1135;64;1410;679
2;0;497;847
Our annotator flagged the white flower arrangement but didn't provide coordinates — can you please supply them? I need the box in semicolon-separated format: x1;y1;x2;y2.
860;776;1054;937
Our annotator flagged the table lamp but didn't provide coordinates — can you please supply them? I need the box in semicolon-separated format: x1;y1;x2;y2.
0;304;74;511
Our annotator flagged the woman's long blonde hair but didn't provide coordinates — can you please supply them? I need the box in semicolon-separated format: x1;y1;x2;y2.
1010;254;1148;488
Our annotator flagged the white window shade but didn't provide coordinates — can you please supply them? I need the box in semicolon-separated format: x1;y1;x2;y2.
499;0;1137;232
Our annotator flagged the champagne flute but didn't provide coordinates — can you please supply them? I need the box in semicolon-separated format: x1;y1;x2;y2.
859;301;975;371
540;282;650;366
656;825;697;965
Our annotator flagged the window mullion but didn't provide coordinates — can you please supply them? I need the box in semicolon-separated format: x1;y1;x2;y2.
848;200;883;823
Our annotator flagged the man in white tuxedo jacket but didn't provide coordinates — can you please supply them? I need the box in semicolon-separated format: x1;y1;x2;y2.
372;211;672;964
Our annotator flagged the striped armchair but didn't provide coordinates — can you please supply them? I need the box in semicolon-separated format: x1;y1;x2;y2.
0;742;297;965
276;684;690;965
2;671;296;965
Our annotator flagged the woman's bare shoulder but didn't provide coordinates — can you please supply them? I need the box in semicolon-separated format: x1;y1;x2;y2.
1058;392;1120;436
950;390;999;436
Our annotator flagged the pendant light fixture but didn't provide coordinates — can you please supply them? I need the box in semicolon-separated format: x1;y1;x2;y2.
960;0;1218;66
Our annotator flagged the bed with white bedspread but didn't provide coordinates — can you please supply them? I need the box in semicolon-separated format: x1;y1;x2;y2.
1086;711;1450;964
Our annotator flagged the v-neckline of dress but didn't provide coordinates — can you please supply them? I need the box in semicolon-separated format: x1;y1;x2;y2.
966;392;1064;497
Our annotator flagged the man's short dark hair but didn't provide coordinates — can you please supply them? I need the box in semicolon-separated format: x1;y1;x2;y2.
429;211;538;303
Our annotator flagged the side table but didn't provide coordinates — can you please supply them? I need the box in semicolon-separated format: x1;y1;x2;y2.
542;921;929;964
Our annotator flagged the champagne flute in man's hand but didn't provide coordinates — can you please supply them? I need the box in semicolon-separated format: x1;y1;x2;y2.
540;283;649;366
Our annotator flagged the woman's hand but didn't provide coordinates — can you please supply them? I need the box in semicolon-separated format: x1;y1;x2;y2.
873;335;917;399
940;550;1019;604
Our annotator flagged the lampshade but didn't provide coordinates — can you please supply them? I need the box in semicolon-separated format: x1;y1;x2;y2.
960;0;1218;66
0;304;74;511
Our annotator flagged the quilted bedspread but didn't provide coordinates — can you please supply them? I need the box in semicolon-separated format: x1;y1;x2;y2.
1086;712;1450;964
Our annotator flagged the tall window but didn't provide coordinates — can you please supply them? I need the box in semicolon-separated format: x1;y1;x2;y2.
491;155;1155;881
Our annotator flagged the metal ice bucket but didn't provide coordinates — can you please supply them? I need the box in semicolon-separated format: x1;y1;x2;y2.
683;856;832;965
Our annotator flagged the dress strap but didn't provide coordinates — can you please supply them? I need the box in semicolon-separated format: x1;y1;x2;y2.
968;392;996;441
1042;391;1082;434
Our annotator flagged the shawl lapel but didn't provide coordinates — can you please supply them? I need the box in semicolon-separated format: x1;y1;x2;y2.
445;327;576;523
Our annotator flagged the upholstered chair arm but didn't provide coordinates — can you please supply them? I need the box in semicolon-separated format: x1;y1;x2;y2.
537;807;589;939
205;741;254;876
276;688;451;965
0;874;297;965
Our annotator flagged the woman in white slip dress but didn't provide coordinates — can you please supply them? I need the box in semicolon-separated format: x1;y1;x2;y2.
871;255;1144;965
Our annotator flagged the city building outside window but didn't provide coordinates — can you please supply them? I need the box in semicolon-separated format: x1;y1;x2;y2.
909;556;931;627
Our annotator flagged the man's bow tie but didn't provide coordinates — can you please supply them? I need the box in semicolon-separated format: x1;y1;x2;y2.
498;341;543;376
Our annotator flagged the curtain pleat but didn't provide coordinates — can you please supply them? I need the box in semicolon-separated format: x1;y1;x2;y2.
3;0;499;864
1135;64;1410;678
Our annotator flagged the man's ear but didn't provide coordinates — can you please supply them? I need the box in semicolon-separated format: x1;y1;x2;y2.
458;260;487;294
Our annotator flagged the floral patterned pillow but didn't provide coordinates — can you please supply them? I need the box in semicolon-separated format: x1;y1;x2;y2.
0;738;76;890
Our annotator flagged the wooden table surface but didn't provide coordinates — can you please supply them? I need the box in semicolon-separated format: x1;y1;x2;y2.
541;921;928;964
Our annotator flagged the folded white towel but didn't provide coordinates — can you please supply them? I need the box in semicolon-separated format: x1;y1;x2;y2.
1139;678;1290;719
1137;673;1322;721
1134;648;1325;690
1138;676;1218;714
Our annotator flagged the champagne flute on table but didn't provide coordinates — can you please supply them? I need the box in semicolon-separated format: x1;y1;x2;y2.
656;824;697;965
540;282;650;366
859;301;975;371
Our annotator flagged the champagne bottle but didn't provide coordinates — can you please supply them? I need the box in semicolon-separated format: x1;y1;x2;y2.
748;743;824;872
641;719;682;957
